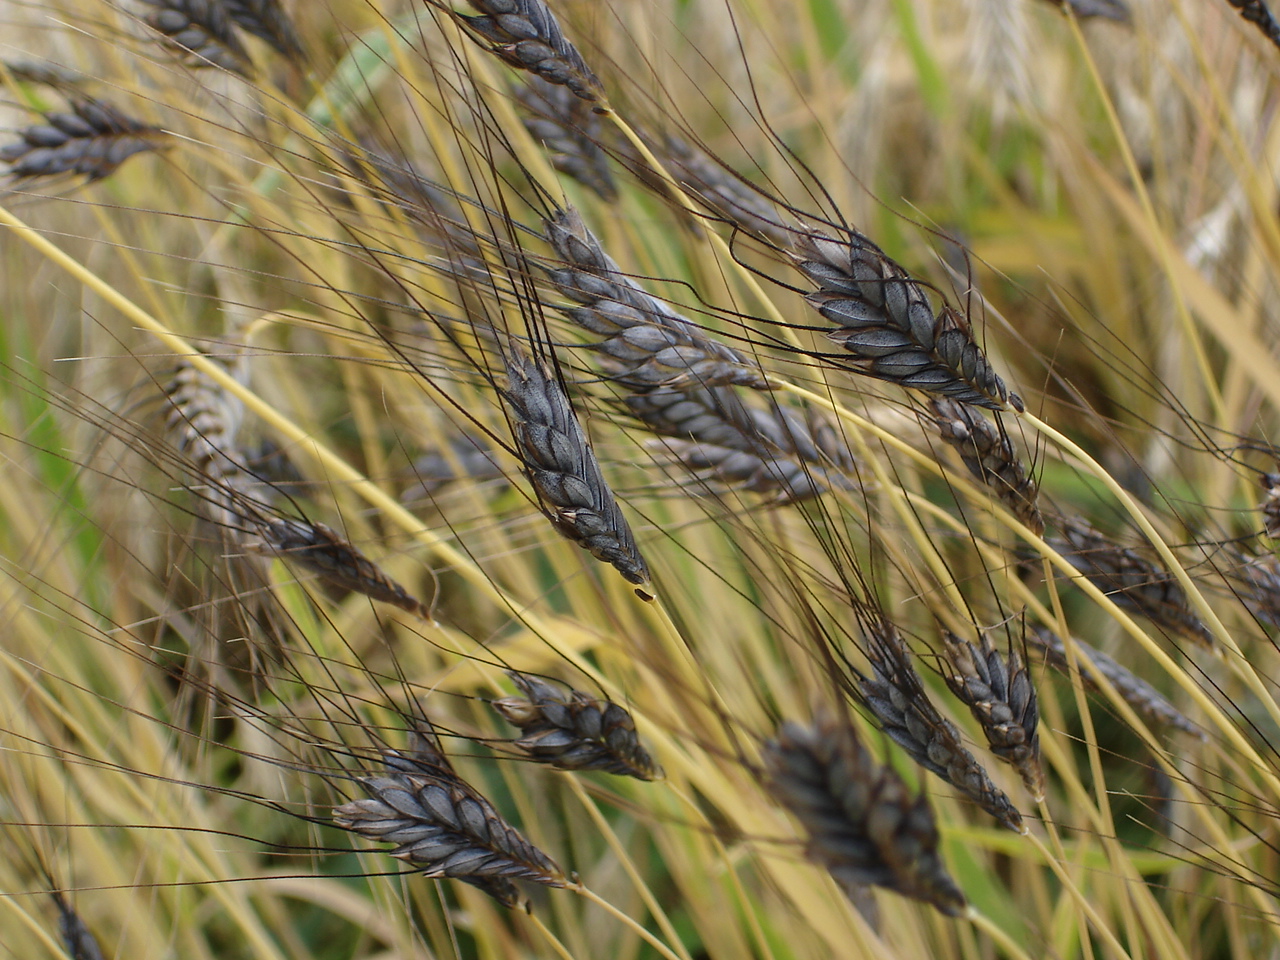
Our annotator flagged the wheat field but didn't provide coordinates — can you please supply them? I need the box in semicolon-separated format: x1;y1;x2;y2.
1;1;1279;958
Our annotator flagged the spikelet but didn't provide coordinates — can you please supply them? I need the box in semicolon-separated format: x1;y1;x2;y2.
138;0;252;73
1027;628;1201;737
939;632;1044;800
51;893;105;960
333;728;567;908
492;672;661;780
763;715;968;917
222;0;305;61
252;518;430;618
1054;520;1216;649
515;77;616;200
859;623;1024;831
500;345;651;587
791;227;1019;411
1;97;166;183
929;398;1043;536
448;0;604;103
544;207;770;390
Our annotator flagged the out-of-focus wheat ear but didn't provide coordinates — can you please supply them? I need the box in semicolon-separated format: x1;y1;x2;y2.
1039;0;1131;20
222;0;305;61
790;227;1019;411
1258;472;1280;539
0;60;86;91
162;355;255;528
492;671;662;780
333;727;567;909
628;388;857;501
403;433;508;503
445;0;604;103
859;623;1025;831
1232;551;1280;629
515;77;616;200
1222;0;1280;50
940;632;1044;800
1027;628;1202;737
929;398;1044;536
138;0;253;74
500;344;652;589
544;206;770;390
1;97;167;183
249;518;430;618
1053;520;1217;649
51;893;105;960
620;133;796;246
762;716;968;917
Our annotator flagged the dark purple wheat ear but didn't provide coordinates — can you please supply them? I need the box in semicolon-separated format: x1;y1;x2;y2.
333;726;567;909
763;714;968;917
492;671;661;780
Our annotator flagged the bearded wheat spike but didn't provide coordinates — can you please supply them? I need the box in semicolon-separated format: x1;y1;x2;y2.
1040;0;1131;20
940;632;1044;800
930;398;1043;536
251;518;429;618
501;345;651;587
763;715;968;917
628;387;857;501
492;672;661;780
51;893;105;960
515;77;616;200
791;227;1018;411
139;0;252;73
1027;628;1201;737
1054;520;1216;649
449;0;604;103
334;728;567;908
223;0;305;61
544;206;770;390
162;356;257;529
860;623;1024;831
1;97;167;183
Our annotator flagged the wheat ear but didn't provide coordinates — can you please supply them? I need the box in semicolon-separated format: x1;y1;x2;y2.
1;97;166;183
138;0;252;73
939;632;1044;800
446;0;604;103
334;727;567;908
791;227;1019;411
763;715;968;917
929;398;1043;536
500;344;651;587
860;623;1024;831
492;671;661;780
